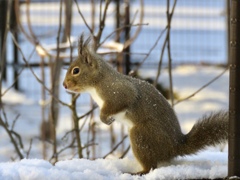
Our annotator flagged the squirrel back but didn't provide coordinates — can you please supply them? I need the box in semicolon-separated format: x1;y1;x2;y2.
63;34;228;175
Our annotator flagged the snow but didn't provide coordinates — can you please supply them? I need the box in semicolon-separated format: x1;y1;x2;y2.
1;87;33;105
0;152;228;180
0;65;229;179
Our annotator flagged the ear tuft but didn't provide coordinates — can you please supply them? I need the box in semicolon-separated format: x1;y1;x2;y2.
78;33;91;56
78;33;84;55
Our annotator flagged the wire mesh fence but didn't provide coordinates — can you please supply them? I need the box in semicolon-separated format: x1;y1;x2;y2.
0;0;229;164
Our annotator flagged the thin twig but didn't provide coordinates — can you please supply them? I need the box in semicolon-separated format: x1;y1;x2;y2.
11;114;20;130
74;0;93;35
99;23;149;48
26;139;33;158
51;138;76;159
154;0;177;87
86;101;96;159
50;0;64;163
103;135;128;159
174;67;228;106
14;0;36;44
78;104;98;121
11;130;24;149
1;48;35;97
1;106;8;126
130;27;167;75
91;0;96;31
26;0;39;44
61;129;75;141
166;0;177;106
10;33;70;107
0;117;24;159
0;0;24;160
119;145;130;159
154;34;168;86
94;0;111;50
123;0;144;49
71;94;83;158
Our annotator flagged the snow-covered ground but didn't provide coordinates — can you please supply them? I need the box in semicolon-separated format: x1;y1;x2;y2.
1;65;229;179
0;151;227;180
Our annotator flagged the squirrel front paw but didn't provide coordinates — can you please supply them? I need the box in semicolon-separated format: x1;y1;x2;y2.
106;117;115;125
100;114;115;125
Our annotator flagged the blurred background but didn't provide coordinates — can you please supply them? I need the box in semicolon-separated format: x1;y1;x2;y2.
0;0;229;162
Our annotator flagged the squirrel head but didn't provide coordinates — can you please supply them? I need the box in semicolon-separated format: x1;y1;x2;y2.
63;34;100;93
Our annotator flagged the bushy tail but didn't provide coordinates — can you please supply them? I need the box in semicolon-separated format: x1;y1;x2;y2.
178;111;228;156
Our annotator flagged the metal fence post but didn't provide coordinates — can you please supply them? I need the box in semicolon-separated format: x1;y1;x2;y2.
226;0;230;65
228;0;240;177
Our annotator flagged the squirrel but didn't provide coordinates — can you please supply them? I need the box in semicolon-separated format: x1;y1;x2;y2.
63;34;228;175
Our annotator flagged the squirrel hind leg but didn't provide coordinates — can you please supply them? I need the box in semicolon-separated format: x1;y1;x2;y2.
129;125;175;175
129;126;164;175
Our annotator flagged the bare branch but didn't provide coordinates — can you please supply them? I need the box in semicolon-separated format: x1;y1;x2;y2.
50;138;76;160
78;104;98;121
71;94;83;158
11;130;24;149
166;0;178;106
99;23;149;48
90;0;96;31
25;0;39;44
154;0;177;88
174;67;228;106
74;0;93;35
1;48;35;97
130;27;167;75
94;0;111;50
49;0;65;163
10;33;70;108
103;135;128;159
11;114;20;130
123;0;144;49
61;129;74;141
51;138;97;160
119;145;130;159
14;0;36;44
26;139;33;158
0;116;24;159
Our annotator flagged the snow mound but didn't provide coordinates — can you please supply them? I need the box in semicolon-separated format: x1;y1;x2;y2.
1;87;34;105
0;151;227;180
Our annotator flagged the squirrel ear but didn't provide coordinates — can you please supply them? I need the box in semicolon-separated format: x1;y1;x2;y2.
78;34;91;56
84;55;93;66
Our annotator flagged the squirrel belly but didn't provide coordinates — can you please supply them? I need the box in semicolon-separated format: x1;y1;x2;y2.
87;87;134;128
87;87;104;109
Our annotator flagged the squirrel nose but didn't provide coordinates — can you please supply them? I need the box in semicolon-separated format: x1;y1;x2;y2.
63;82;68;89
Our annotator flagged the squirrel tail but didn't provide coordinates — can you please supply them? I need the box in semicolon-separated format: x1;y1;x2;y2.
178;111;228;156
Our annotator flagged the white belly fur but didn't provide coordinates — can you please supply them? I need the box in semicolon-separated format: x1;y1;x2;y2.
112;111;134;128
86;87;134;128
87;88;104;109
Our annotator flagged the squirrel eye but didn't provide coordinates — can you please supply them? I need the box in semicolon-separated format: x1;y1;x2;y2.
72;67;80;75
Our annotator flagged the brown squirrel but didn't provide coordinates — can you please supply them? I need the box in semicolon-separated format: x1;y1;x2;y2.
63;34;228;175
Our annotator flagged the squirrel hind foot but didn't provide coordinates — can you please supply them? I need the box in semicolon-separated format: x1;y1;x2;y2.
129;169;151;176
